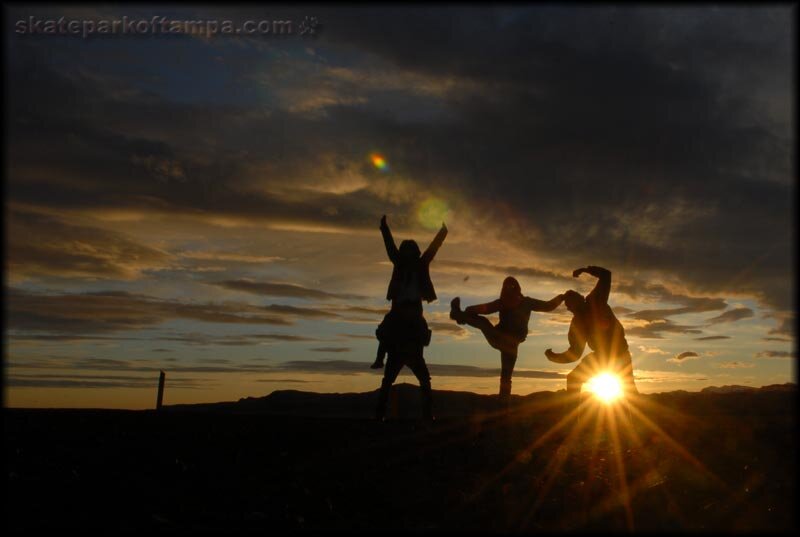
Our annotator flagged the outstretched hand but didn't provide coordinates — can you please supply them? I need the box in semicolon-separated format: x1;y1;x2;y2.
572;267;586;278
380;214;387;228
441;222;447;233
544;348;556;360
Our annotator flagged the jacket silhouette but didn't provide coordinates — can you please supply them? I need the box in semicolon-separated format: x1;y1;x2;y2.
382;217;447;304
451;277;564;396
546;266;637;395
373;215;448;420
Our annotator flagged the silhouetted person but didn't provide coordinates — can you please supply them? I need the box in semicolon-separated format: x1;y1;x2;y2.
450;277;564;397
372;214;447;421
545;266;638;398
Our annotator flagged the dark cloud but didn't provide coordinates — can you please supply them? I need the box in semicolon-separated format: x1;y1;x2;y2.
260;304;341;319
8;209;172;280
309;347;352;353
626;320;703;339
694;335;731;341
717;361;756;369
337;333;376;340
210;280;366;301
5;5;792;343
705;307;755;325
7;288;292;335
436;260;572;284
668;351;700;364
255;378;317;383
755;350;793;359
156;333;323;346
6;373;206;390
616;281;728;322
428;321;469;337
276;359;565;379
8;356;277;374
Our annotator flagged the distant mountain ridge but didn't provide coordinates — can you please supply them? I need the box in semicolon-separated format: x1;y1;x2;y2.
164;382;796;418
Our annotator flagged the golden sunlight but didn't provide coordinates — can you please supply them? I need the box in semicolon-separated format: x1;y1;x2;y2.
585;372;624;403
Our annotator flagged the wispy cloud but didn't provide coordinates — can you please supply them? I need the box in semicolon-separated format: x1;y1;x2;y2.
755;350;793;359
717;361;756;369
210;279;367;300
667;351;700;364
705;307;755;325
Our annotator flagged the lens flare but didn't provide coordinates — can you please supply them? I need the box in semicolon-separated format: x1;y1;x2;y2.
417;197;450;230
370;153;389;171
585;372;624;403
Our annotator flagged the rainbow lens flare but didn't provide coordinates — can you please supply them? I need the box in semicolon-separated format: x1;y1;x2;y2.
417;197;451;230
370;153;389;171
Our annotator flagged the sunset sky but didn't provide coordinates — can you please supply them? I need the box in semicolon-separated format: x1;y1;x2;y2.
5;5;795;408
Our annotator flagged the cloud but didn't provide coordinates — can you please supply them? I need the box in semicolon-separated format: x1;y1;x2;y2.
4;5;792;351
310;347;352;353
667;351;700;364
428;321;469;338
7;288;293;336
210;279;366;300
625;320;703;339
694;335;731;341
755;350;793;359
337;333;376;340
436;260;572;284
7;208;173;280
177;251;284;264
260;304;341;319
156;333;323;346
274;359;564;378
717;361;756;369
638;345;669;355
255;378;318;383
8;355;278;374
705;307;755;325
6;372;206;389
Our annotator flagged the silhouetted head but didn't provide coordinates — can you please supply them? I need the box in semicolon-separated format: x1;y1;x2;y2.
398;240;421;263
500;276;523;308
563;290;585;313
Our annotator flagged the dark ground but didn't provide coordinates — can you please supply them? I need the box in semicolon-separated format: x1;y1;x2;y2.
5;384;797;532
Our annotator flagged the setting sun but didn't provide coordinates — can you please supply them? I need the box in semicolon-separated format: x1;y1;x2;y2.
585;373;624;403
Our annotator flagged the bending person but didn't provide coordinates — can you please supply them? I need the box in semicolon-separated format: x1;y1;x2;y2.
450;277;564;397
545;265;638;397
373;214;447;421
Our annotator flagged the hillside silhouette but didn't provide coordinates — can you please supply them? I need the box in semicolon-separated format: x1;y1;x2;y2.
7;384;795;531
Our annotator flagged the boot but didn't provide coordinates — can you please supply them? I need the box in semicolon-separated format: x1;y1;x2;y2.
449;297;464;324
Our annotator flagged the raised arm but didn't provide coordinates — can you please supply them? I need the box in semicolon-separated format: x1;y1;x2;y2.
465;299;501;316
525;293;565;313
573;265;611;305
545;319;586;364
421;223;448;264
379;215;399;264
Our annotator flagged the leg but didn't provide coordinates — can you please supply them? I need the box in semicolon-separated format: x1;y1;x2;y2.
499;351;518;397
451;300;520;355
376;353;404;420
566;353;597;394
617;351;638;395
370;340;387;369
406;349;434;420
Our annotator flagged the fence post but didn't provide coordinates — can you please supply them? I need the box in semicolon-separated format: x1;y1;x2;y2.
156;370;165;410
